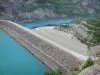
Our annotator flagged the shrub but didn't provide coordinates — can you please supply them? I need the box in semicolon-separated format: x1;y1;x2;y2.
43;69;61;75
82;57;94;70
71;57;94;75
43;70;50;75
71;67;80;71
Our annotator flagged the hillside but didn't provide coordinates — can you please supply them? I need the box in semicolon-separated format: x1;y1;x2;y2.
55;17;100;47
0;0;100;22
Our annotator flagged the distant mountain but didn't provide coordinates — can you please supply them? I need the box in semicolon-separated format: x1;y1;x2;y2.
0;0;100;22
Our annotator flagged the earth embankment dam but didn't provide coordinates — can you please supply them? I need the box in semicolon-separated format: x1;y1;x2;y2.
0;20;84;75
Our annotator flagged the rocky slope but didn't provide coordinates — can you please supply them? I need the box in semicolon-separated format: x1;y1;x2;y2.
0;0;100;22
78;64;100;75
55;17;100;58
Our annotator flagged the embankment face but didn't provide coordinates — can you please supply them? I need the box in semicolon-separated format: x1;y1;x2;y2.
0;20;83;75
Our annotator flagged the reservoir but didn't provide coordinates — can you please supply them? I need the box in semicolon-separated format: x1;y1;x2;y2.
0;18;72;75
0;29;49;75
22;18;73;28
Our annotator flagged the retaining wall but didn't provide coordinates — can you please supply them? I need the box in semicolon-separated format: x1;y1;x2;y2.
0;20;83;75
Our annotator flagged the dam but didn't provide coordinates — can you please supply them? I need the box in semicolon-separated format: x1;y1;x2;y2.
0;20;87;75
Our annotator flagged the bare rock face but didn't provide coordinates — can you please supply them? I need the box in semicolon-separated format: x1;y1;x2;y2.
31;8;59;19
18;8;60;20
78;64;100;75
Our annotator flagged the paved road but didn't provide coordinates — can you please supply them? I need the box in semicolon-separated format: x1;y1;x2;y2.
32;27;89;60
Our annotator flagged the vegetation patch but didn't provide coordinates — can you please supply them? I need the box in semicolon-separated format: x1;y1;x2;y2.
43;69;62;75
82;57;94;70
33;0;97;17
72;57;94;75
22;4;37;12
73;17;100;46
85;17;100;46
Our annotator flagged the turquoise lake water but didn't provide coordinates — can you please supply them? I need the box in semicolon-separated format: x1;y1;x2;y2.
0;18;73;75
0;30;49;75
22;18;73;28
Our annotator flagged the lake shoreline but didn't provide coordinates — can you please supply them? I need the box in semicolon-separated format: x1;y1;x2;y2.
21;18;73;28
3;27;66;74
3;28;52;71
0;20;83;75
16;17;71;24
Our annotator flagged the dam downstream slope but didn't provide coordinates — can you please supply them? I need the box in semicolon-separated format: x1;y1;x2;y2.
32;27;88;60
0;20;85;75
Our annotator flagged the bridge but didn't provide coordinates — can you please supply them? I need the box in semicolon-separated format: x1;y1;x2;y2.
0;20;88;75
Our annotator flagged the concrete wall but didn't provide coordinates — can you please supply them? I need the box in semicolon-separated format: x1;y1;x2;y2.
0;20;82;75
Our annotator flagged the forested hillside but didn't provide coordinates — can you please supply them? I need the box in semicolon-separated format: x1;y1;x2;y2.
0;0;100;22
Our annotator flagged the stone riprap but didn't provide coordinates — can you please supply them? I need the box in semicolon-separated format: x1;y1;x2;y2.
0;20;83;75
